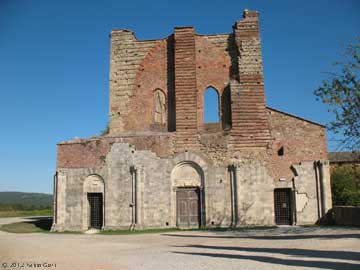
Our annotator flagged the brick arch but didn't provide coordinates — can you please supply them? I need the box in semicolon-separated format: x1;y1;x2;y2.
125;39;168;132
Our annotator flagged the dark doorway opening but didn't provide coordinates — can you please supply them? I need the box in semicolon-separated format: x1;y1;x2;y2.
274;188;293;225
177;188;200;228
88;193;103;229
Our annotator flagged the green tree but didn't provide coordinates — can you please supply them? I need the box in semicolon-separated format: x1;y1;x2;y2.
331;166;360;206
314;37;360;151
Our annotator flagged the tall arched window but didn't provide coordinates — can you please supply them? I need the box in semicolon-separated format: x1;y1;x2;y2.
153;89;166;124
204;87;220;123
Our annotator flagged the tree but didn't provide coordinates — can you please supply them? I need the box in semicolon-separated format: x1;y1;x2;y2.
331;166;360;206
314;37;360;151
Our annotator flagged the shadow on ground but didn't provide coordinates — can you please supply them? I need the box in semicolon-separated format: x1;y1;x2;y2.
173;245;360;262
173;250;360;270
25;216;53;231
163;232;360;240
171;243;360;270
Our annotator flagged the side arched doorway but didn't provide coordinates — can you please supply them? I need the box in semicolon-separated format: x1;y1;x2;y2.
171;162;205;228
83;175;105;230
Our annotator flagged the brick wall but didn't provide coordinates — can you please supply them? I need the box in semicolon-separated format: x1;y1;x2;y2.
109;30;157;134
267;107;328;181
173;27;198;151
57;135;174;168
229;10;270;149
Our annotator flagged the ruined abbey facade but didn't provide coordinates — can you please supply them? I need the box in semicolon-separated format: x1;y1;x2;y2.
52;10;332;231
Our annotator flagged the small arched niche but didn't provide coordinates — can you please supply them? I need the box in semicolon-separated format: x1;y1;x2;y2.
153;89;166;125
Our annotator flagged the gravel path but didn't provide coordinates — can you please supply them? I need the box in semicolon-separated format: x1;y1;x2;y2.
0;217;359;270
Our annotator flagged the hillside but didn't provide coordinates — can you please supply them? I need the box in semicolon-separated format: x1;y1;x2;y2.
0;192;53;208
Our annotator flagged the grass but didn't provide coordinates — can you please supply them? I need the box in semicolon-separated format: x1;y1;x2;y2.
0;222;277;234
101;228;179;235
100;225;277;235
0;218;279;235
0;218;53;233
0;209;52;218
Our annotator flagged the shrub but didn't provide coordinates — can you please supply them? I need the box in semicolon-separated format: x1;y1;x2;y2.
331;166;360;206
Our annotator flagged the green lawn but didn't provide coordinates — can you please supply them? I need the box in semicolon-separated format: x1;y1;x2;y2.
0;209;52;218
0;219;52;233
0;220;277;234
101;228;179;235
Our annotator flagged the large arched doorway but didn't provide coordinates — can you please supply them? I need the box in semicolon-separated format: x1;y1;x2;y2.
171;162;205;228
83;175;105;230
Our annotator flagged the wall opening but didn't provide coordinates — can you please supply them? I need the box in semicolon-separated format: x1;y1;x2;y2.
83;174;105;230
274;188;293;225
88;193;103;229
204;87;219;123
204;87;220;132
171;161;205;228
278;146;284;156
221;85;232;130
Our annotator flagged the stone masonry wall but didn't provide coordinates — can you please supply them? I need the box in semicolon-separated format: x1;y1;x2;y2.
54;10;332;231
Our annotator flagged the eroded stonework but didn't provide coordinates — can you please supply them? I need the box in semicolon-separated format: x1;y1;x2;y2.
52;10;332;232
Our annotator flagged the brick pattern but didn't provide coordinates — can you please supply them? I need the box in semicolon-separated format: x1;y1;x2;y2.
57;134;174;168
174;27;199;151
195;35;232;131
125;39;168;132
230;11;271;149
267;108;327;181
109;30;157;134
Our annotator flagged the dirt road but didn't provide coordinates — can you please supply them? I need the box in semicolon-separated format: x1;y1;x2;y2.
0;217;359;270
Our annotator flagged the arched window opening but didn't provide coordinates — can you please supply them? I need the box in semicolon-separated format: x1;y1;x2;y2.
204;87;220;124
153;89;166;124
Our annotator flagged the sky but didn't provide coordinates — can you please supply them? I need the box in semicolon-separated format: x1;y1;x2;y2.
0;0;359;194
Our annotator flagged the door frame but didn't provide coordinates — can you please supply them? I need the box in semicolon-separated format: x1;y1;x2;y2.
87;192;104;229
274;188;293;225
176;186;204;228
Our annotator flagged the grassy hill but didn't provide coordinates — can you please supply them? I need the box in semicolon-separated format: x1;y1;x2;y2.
0;192;53;208
0;192;53;217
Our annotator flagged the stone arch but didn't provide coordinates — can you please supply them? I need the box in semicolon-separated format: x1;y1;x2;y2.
171;161;204;188
170;151;209;172
169;152;208;228
82;174;105;231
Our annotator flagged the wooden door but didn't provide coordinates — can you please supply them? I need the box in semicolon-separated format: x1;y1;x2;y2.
177;188;200;228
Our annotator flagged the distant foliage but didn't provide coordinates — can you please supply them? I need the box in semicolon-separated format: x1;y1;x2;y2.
314;37;360;151
0;202;51;211
0;192;53;210
331;166;360;206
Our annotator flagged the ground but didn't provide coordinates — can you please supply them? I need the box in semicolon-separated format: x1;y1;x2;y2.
0;217;359;270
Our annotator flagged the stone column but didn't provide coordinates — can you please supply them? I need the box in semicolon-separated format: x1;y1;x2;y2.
319;160;332;216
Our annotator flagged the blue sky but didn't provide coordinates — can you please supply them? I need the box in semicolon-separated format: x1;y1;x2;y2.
0;0;359;194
